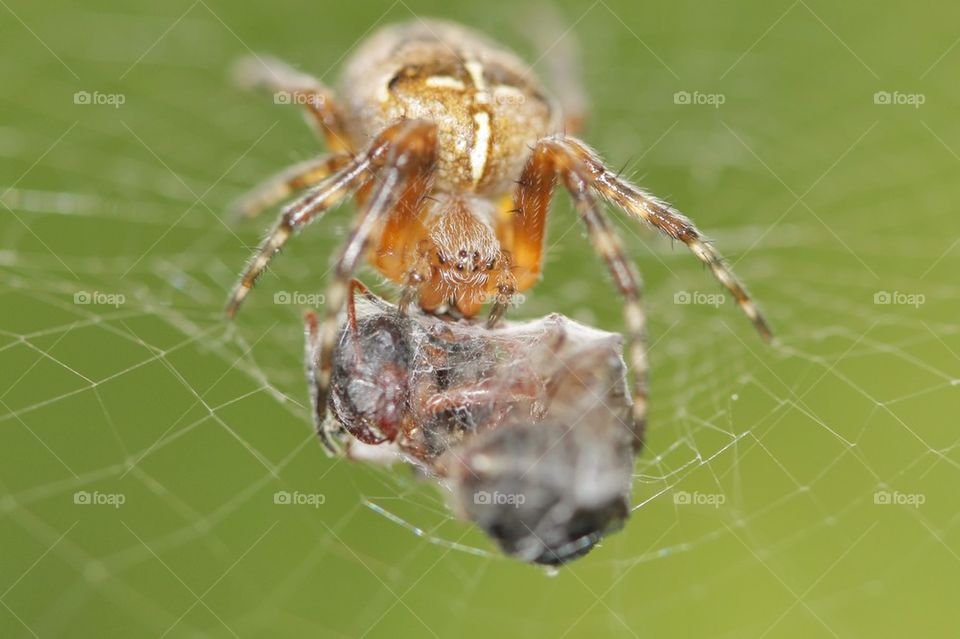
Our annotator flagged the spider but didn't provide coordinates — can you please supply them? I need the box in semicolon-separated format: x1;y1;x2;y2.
306;280;635;564
226;19;772;452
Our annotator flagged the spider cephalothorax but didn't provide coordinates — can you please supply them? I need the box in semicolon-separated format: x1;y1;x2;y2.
226;19;772;452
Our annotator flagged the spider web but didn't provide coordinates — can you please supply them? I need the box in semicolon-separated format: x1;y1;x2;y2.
2;1;959;638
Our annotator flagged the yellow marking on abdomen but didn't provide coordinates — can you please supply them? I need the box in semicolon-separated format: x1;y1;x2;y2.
425;75;466;90
470;111;491;185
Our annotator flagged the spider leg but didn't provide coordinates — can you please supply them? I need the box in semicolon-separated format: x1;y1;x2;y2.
304;309;344;454
225;153;375;318
506;144;557;293
550;136;773;341
230;153;352;220
226;121;429;318
486;252;518;328
397;241;433;315
312;121;438;445
234;55;352;153
509;142;647;449
560;167;648;452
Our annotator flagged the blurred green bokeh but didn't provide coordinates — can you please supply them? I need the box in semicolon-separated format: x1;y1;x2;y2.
1;0;958;637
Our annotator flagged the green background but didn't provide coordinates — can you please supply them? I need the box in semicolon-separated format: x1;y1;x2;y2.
2;0;958;637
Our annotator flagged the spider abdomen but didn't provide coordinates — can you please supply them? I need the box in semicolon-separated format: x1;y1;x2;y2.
339;19;559;195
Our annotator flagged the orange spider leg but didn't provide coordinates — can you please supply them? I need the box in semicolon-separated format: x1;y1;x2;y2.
311;121;438;451
506;142;647;449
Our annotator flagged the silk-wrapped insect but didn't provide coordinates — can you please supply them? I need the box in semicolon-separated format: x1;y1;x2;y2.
304;281;636;565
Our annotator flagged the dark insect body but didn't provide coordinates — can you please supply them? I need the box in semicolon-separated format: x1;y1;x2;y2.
306;282;634;564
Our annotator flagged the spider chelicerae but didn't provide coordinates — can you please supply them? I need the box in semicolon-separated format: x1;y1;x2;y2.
225;18;772;453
